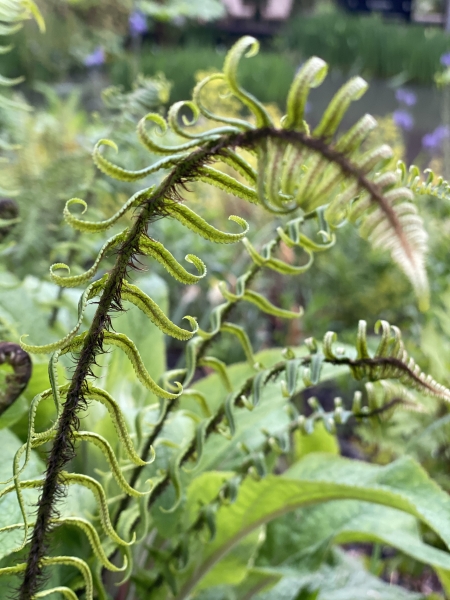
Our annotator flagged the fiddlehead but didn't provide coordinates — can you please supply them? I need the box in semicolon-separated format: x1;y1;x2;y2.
5;34;450;600
0;343;31;416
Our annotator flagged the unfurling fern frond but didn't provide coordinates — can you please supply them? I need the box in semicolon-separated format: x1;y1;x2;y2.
8;34;450;600
322;319;450;402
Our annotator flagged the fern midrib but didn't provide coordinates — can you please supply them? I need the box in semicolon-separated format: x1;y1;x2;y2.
18;126;404;598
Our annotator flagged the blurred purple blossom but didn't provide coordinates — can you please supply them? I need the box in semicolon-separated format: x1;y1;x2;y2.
422;125;450;153
441;52;450;67
393;109;414;131
395;88;416;107
84;47;105;68
129;11;147;36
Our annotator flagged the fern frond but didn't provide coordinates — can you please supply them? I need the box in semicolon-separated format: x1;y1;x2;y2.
322;320;450;401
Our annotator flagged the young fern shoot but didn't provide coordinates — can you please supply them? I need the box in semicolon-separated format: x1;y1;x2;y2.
1;35;450;599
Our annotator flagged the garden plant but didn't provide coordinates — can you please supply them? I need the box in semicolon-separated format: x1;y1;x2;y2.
3;3;450;600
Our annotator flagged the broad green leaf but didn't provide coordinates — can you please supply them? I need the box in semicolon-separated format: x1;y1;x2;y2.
177;454;450;597
259;499;450;592
256;551;424;600
292;422;339;462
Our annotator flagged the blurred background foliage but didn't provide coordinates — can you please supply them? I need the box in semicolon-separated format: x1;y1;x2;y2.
3;0;450;597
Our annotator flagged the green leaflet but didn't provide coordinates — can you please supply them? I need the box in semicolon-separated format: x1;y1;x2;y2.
184;335;205;387
84;385;151;466
180;389;212;417
2;517;128;574
49;230;126;288
0;478;47;503
252;370;270;408
256;143;297;215
73;432;152;498
192;72;253;131
243;237;314;276
167;100;240;142
166;202;249;243
93;138;188;181
59;472;135;547
184;417;214;473
99;332;182;399
356;320;370;359
34;588;79;600
138;112;214;155
199;356;233;392
66;330;180;398
121;280;198;341
285;358;303;396
197;166;259;204
197;302;230;339
220;149;257;184
159;451;184;514
64;187;153;233
40;557;93;600
335;113;378;155
277;220;336;253
224;393;237;436
139;236;206;284
313;76;368;139
223;36;272;128
283;57;328;131
219;281;303;319
221;322;258;368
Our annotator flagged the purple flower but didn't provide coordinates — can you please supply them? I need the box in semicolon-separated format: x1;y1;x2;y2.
84;47;105;68
441;52;450;67
395;88;416;107
129;11;147;36
393;109;414;131
422;125;450;153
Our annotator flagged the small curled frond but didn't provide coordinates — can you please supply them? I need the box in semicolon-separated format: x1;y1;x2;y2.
397;161;450;202
63;187;153;233
321;319;450;401
93;138;188;182
219;280;303;319
242;237;314;275
137;112;217;155
0;342;32;415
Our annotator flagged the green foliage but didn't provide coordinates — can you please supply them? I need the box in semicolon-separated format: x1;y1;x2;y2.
277;8;450;85
2;31;450;600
